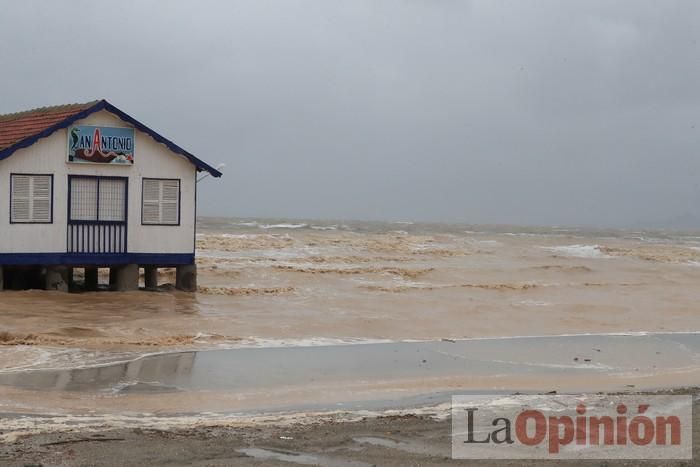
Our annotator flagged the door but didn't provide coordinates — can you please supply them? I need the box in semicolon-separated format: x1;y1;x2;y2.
67;176;128;254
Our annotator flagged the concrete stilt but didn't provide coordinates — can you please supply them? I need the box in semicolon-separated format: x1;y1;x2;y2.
45;266;69;292
144;266;159;290
114;264;139;292
67;267;75;289
109;267;118;290
175;264;197;292
85;267;98;291
0;266;3;291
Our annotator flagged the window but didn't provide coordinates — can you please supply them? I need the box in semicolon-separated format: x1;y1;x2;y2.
10;174;52;223
142;178;180;225
69;176;126;222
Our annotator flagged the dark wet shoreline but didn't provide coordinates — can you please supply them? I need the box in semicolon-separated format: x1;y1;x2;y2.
2;391;698;467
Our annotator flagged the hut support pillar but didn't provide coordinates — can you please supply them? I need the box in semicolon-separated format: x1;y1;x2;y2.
85;267;98;291
67;267;74;289
45;266;69;292
144;266;158;290
113;264;139;292
109;267;117;290
176;264;197;292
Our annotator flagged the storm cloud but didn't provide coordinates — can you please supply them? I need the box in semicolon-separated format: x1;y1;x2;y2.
1;0;699;228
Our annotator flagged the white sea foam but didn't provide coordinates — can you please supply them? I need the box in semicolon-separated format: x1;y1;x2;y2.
503;232;541;237
228;337;394;349
259;223;308;229
219;233;289;239
542;244;611;258
465;239;502;247
0;338;397;373
0;347;155;373
310;225;338;231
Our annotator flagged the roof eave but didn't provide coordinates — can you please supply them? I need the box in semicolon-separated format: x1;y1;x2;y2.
101;101;223;177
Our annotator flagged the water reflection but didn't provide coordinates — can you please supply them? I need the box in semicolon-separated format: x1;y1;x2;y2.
0;352;196;391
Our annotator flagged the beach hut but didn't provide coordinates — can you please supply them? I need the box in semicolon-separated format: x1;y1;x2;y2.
0;100;222;292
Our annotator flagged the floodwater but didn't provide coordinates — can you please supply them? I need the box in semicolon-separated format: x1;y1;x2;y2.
1;218;700;427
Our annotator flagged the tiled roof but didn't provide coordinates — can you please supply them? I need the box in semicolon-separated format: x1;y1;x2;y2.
0;101;99;151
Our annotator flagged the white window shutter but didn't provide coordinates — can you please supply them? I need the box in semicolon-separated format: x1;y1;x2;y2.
142;179;179;225
160;180;180;224
11;175;31;222
11;175;52;223
142;179;161;224
32;176;51;222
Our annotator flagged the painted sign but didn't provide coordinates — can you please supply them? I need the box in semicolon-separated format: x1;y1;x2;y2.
68;125;134;164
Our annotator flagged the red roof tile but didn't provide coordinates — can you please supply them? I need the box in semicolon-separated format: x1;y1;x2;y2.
0;101;99;151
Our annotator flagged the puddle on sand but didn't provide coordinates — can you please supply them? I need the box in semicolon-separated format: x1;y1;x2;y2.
237;447;372;467
353;436;440;456
0;333;697;415
353;436;405;448
0;339;588;393
0;333;698;393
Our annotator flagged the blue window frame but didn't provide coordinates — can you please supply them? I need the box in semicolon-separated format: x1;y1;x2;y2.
67;175;128;224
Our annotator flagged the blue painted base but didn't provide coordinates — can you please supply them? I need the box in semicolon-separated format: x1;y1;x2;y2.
0;253;194;267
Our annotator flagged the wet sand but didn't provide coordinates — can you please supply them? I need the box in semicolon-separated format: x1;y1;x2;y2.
3;390;698;466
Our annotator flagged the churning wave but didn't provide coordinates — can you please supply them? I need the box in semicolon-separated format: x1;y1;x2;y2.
542;245;611;258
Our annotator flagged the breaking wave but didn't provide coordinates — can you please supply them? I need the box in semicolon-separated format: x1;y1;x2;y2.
543;245;611;258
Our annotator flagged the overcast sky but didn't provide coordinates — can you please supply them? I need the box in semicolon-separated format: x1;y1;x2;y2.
1;0;699;228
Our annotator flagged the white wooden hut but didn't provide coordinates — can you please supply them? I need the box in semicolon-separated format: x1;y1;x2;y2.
0;100;222;291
